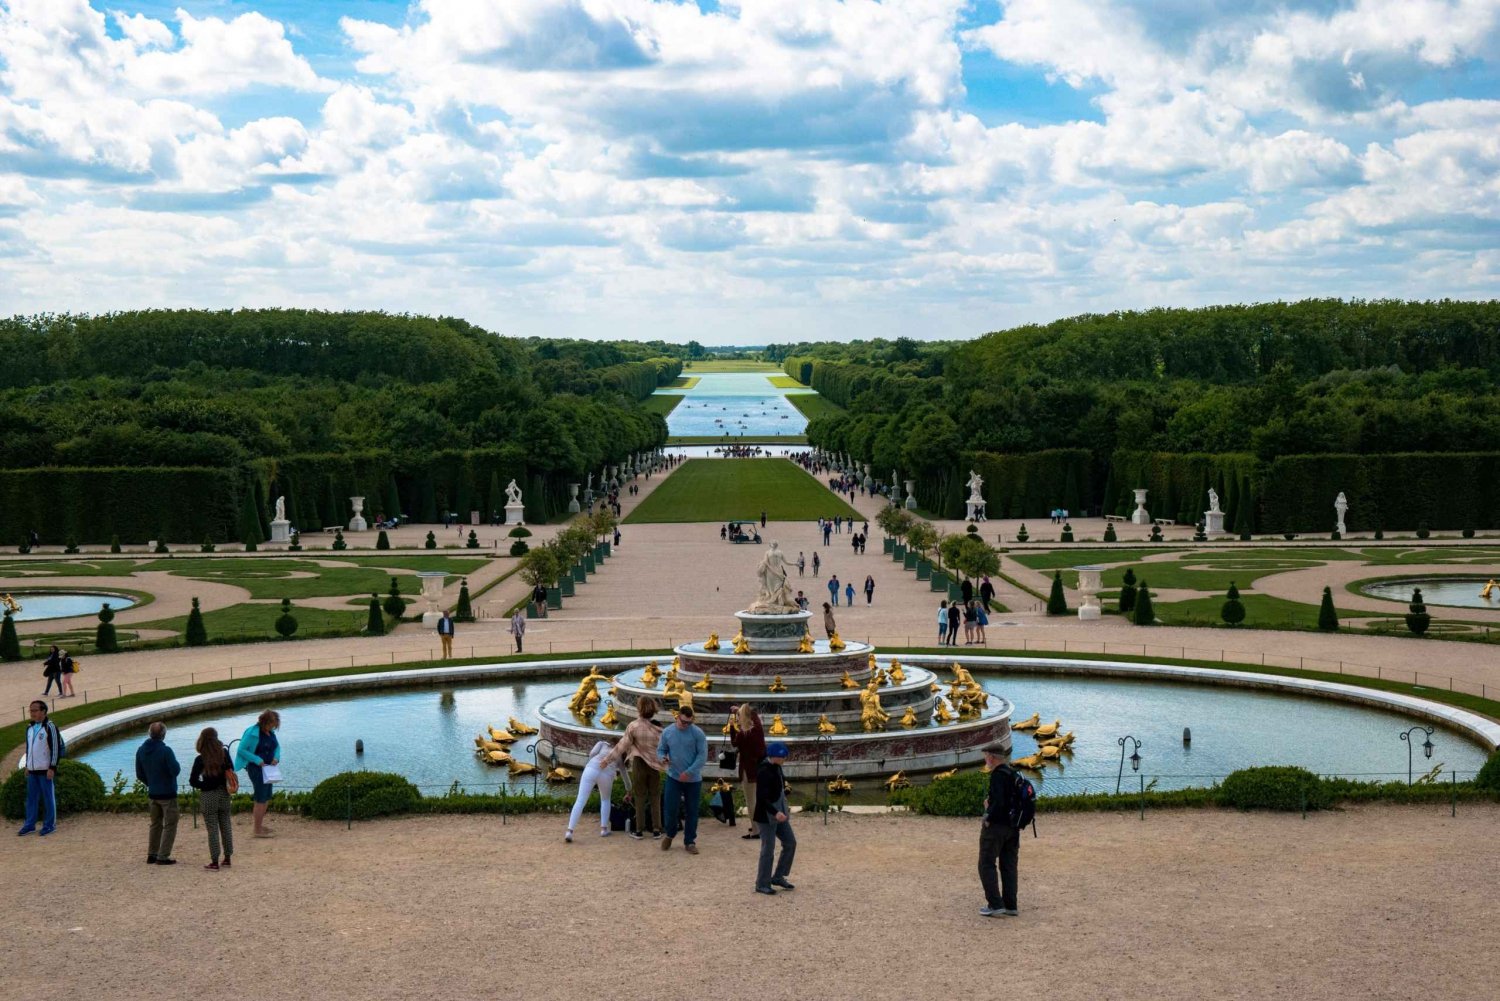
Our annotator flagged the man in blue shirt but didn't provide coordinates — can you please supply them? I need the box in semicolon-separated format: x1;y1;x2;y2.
827;574;840;606
657;705;707;855
135;721;181;865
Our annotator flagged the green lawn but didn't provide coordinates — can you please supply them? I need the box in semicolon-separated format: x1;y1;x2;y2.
144;558;446;600
134;602;368;641
787;393;845;421
1153;593;1383;629
625;459;860;523
683;360;780;372
1012;549;1172;571
642;394;685;417
0;559;143;576
663;376;701;389
666;435;807;445
766;375;804;388
329;556;490;573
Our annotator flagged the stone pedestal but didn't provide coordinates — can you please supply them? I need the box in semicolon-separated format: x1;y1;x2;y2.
1204;510;1226;536
269;519;291;544
1076;566;1103;621
1130;488;1151;525
904;479;918;511
504;502;526;526
567;483;581;514
348;496;368;532
418;571;446;627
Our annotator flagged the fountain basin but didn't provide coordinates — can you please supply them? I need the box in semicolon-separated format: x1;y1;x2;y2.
4;591;139;622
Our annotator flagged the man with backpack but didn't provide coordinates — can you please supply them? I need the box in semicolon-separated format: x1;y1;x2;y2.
979;743;1033;917
18;701;63;837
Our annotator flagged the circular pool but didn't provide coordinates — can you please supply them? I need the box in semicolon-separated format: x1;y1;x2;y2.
75;665;1493;797
1359;577;1499;610
5;592;138;622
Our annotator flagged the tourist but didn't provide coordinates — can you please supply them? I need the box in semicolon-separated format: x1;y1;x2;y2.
979;744;1023;917
17;701;60;837
795;591;809;611
753;741;796;895
614;527;622;547
975;602;989;645
827;574;840;606
235;710;281;838
862;521;869;537
657;704;707;854
797;552;805;576
864;575;875;605
721;525;727;540
760;511;766;528
822;522;831;545
42;646;65;697
937;601;949;644
844;581;855;606
509;608;526;653
135;721;181;865
60;651;76;697
961;577;974;604
822;602;837;639
850;533;858;556
729;704;766;839
565;740;620;843
189;726;234;870
41;646;63;698
437;610;455;659
963;600;977;645
615;696;664;839
946;602;961;646
811;552;821;576
979;576;995;612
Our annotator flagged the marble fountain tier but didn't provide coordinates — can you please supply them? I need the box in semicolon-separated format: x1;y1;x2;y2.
536;552;1012;778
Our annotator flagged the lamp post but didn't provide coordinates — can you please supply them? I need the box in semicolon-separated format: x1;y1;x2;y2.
1116;735;1142;794
1399;725;1435;785
814;734;834;825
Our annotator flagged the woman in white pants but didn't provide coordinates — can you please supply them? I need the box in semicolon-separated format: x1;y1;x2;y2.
565;740;620;843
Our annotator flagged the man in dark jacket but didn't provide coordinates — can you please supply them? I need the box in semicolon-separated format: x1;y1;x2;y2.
979;576;996;612
753;742;796;895
961;577;974;603
979;744;1020;917
135;721;181;865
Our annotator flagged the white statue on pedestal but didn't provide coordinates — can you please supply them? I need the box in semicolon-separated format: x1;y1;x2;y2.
506;479;522;506
965;469;987;521
274;496;286;522
1204;488;1225;536
749;541;797;613
1334;492;1348;535
1207;488;1221;514
504;478;526;526
270;495;291;543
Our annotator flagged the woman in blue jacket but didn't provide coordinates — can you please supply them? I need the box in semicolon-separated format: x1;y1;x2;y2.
234;709;280;838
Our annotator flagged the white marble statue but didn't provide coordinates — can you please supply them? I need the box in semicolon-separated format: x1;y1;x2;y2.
1334;492;1348;535
274;495;286;522
966;469;985;502
1207;488;1220;514
506;479;523;506
750;541;797;613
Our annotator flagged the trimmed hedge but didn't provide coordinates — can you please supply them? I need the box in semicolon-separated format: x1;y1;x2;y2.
1260;452;1500;532
305;771;420;821
1;759;107;819
963;449;1093;519
0;466;242;546
1219;766;1331;811
1476;752;1500;793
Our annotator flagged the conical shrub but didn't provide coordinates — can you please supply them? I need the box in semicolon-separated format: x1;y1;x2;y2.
0;611;20;661
1220;581;1245;626
365;595;385;636
1118;568;1137;614
1405;588;1430;636
1317;586;1339;631
275;598;299;638
1046;571;1068;616
1132;581;1155;625
95;602;119;652
184;597;207;646
455;579;474;622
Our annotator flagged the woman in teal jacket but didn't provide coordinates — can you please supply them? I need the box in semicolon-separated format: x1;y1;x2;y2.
234;709;280;838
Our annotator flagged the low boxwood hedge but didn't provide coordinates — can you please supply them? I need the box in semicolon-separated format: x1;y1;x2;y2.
306;771;420;821
1218;766;1331;811
1;759;107;819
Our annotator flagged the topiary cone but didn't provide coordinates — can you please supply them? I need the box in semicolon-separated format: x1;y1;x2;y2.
184;597;208;646
366;595;386;636
1317;586;1339;631
1132;580;1155;625
0;610;21;662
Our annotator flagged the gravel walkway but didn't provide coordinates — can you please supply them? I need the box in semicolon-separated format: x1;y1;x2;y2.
2;805;1494;1001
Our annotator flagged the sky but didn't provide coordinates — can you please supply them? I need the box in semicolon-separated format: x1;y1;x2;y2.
0;0;1496;345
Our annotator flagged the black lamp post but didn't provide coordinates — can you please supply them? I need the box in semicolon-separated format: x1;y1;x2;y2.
1399;725;1435;785
1116;735;1142;794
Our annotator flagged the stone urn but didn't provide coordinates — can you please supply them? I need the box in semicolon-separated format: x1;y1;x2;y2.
418;571;447;627
348;496;368;532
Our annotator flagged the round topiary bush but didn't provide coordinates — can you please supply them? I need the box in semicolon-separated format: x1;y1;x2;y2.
1;759;107;819
305;771;420;821
275;597;299;638
1476;751;1500;793
508;526;532;538
509;540;530;556
1219;766;1330;811
1103;522;1117;543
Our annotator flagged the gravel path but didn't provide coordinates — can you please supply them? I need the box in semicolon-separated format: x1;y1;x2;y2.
2;805;1494;1001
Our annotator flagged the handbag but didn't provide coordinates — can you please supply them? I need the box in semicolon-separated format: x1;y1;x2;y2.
717;748;738;772
260;763;284;784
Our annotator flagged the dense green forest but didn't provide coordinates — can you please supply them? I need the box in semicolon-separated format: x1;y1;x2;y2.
0;310;679;542
774;300;1500;530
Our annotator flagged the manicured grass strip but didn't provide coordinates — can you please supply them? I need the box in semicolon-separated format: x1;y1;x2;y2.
663;376;700;389
1012;548;1173;571
0;560;143;576
148;559;437;600
787;393;845;421
1154;593;1382;628
330;556;490;573
766;375;803;388
642;394;685;417
133;602;367;641
625;458;859;523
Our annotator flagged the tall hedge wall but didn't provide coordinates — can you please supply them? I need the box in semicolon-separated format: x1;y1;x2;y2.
0;467;242;545
1108;451;1261;529
1259;453;1500;532
783;357;814;385
962;449;1095;519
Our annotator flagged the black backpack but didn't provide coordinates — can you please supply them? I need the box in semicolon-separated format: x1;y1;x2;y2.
1003;768;1036;834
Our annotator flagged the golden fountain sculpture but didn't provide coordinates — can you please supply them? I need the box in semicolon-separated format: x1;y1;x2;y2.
828;631;846;652
599;701;620;727
733;630;752;654
859;680;890;731
769;715;790;736
798;631;815;654
641;661;661;687
704;633;720;651
817;714;837;735
888;660;906;685
768;675;788;693
567;667;607;714
840;671;858;690
933;700;956;724
884;771;911;791
692;671;713;692
899;706;918;728
507;716;538;736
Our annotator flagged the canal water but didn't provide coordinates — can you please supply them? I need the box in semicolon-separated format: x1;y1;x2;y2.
658;372;810;438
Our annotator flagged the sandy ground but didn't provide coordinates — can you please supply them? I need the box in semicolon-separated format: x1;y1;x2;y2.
1;804;1494;1001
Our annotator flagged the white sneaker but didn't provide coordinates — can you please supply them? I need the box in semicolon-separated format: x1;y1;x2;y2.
599;829;611;837
564;830;573;843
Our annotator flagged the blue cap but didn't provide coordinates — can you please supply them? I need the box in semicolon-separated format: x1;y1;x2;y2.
766;742;790;758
